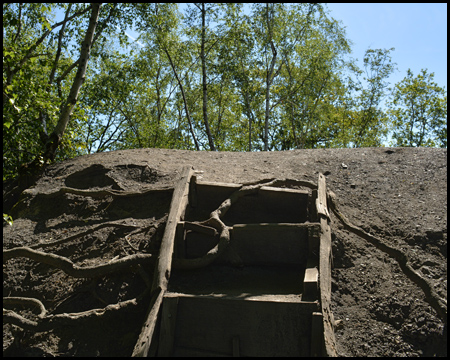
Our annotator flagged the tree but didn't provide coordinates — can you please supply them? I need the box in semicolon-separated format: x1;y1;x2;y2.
350;48;396;147
388;69;447;147
153;3;201;150
198;3;216;151
3;4;94;179
41;3;102;163
272;5;352;150
79;45;136;153
3;3;139;180
250;3;286;151
4;2;445;178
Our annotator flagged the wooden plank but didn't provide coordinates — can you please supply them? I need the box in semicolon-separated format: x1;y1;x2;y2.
196;180;310;195
303;267;319;301
307;224;320;268
232;222;317;230
132;166;193;357
317;173;337;357
316;173;330;219
316;197;330;219
232;336;240;357
196;180;242;189
230;223;310;265
310;312;324;357
310;189;318;222
168;265;305;299
152;165;193;293
158;296;179;356
224;187;309;224
260;186;310;195
131;288;164;357
188;174;198;208
170;294;319;356
190;181;309;224
174;222;185;260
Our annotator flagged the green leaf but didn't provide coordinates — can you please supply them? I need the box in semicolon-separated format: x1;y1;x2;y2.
3;213;13;226
8;98;21;113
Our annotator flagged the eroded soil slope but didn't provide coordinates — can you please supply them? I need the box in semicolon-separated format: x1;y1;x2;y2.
3;147;447;356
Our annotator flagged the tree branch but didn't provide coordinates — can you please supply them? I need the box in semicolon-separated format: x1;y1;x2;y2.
12;5;93;77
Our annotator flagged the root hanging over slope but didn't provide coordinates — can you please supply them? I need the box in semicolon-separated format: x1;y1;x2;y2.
327;190;447;323
172;178;277;269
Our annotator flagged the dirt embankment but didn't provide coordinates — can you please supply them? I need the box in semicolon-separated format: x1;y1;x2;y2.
3;147;447;356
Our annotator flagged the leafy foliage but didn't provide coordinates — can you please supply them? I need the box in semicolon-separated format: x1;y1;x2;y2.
388;69;447;147
3;3;447;181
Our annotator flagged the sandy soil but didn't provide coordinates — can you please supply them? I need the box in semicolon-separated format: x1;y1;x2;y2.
3;147;447;356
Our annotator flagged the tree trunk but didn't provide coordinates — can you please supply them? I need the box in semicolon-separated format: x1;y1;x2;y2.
40;4;73;144
42;3;101;162
264;4;277;151
164;48;200;151
201;4;216;151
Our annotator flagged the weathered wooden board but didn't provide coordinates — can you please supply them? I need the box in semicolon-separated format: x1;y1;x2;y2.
317;173;337;357
132;166;193;357
180;223;315;266
230;223;311;265
168;264;305;298
311;312;324;357
153;166;194;292
303;267;319;301
157;296;179;356
131;288;164;357
187;181;309;224
163;293;319;357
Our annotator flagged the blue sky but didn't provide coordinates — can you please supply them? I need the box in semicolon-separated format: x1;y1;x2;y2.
325;3;447;91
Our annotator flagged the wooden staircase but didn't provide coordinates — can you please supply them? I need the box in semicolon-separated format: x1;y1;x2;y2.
132;167;336;357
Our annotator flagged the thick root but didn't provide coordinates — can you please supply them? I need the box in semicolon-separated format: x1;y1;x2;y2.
327;190;447;323
3;247;154;278
3;297;139;332
172;178;276;270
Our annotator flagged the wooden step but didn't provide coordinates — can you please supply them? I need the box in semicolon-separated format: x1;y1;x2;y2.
158;292;320;357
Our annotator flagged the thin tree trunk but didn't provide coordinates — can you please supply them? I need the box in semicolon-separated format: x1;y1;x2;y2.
201;4;216;151
264;4;277;151
42;3;101;162
154;66;162;147
164;48;200;151
40;4;73;144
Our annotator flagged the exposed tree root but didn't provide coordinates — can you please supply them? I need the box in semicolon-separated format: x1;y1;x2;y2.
172;178;277;270
3;297;47;318
21;185;173;199
3;247;154;278
3;296;140;332
30;221;141;250
272;178;318;190
31;217;165;251
327;190;447;323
